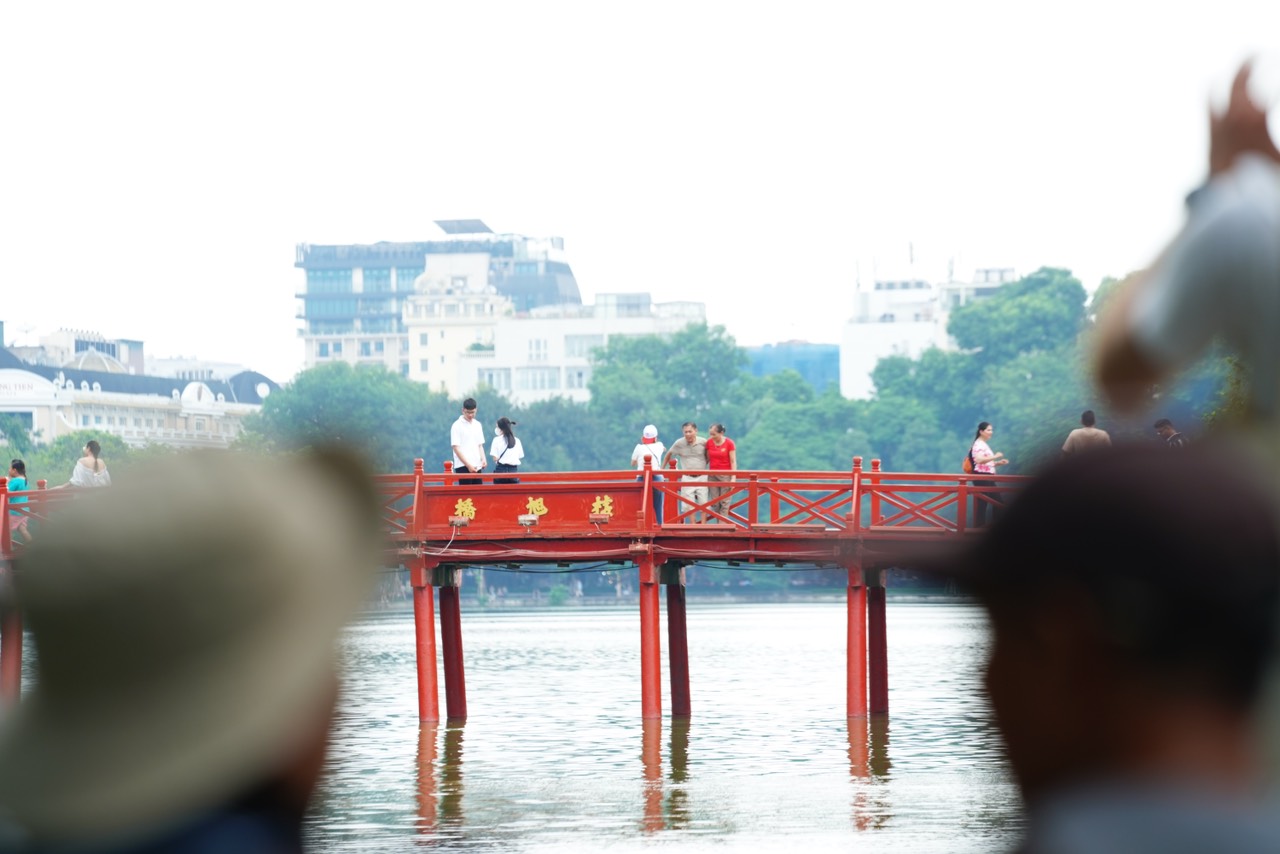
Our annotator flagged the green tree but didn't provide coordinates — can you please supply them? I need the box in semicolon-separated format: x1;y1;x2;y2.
241;362;453;473
589;323;749;434
948;267;1087;363
0;414;33;457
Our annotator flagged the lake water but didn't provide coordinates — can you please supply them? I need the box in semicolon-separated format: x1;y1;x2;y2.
305;600;1023;852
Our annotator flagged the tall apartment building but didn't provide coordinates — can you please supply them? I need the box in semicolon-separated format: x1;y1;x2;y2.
839;268;1017;399
295;220;581;377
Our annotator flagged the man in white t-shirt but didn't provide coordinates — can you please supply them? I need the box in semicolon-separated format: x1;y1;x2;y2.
450;398;486;486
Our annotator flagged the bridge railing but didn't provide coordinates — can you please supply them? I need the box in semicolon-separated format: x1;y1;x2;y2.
0;478;78;558
374;458;1026;543
3;460;1029;561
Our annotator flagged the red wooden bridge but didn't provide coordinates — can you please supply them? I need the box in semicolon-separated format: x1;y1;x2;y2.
1;457;1023;720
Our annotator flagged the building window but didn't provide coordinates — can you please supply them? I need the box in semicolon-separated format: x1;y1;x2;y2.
420;360;430;372
395;267;422;291
565;335;604;359
195;417;206;432
360;341;372;357
95;415;102;425
479;368;511;390
400;363;409;377
567;369;590;389
306;268;353;294
419;333;429;346
363;268;392;293
318;342;330;358
134;417;142;427
528;339;548;362
81;415;90;427
333;342;342;355
516;368;561;391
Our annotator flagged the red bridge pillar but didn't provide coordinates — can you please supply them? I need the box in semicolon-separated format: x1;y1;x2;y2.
638;554;662;719
410;558;439;723
0;601;21;707
664;563;691;718
436;565;467;720
846;560;867;718
867;568;889;714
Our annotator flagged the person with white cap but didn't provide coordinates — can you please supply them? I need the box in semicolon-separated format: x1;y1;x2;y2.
0;449;380;852
630;424;666;524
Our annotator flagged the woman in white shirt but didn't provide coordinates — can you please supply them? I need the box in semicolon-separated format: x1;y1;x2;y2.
490;417;524;484
63;440;112;488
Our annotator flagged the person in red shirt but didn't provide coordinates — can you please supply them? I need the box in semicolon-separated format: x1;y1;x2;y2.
706;423;737;522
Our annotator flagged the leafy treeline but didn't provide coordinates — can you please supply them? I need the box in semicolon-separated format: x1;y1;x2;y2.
234;266;1228;475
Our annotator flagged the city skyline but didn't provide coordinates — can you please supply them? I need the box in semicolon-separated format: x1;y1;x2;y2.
3;2;1278;383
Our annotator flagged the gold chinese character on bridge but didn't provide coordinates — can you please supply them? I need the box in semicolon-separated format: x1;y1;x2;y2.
591;495;614;516
453;498;477;520
526;497;549;516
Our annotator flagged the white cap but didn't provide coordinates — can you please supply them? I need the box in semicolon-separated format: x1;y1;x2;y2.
642;424;658;439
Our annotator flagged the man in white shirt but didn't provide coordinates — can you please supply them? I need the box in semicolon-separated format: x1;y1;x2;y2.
450;398;486;486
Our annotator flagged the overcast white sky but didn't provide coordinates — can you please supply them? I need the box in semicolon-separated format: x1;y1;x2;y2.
3;2;1279;382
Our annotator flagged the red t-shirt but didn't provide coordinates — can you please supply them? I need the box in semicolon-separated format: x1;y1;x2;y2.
707;437;735;470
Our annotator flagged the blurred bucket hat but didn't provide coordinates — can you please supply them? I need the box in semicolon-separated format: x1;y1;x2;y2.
0;450;380;846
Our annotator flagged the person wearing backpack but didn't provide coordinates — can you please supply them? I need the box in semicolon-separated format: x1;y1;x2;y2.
969;421;1009;527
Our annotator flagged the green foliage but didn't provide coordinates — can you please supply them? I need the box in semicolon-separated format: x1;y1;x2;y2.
0;414;34;457
240;362;454;473
948;267;1087;363
588;322;749;438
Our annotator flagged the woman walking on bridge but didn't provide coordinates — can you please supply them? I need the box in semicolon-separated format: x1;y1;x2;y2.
969;422;1008;527
491;417;524;484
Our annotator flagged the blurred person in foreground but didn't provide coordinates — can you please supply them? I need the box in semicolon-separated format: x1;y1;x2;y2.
0;449;381;852
1095;59;1280;439
931;445;1280;853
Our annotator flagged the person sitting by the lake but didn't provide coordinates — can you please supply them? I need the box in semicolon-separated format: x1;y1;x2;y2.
490;416;524;484
706;423;737;522
630;424;666;523
1061;410;1111;456
54;440;111;489
0;449;380;852
933;445;1280;854
969;421;1008;527
663;421;708;522
6;459;30;545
